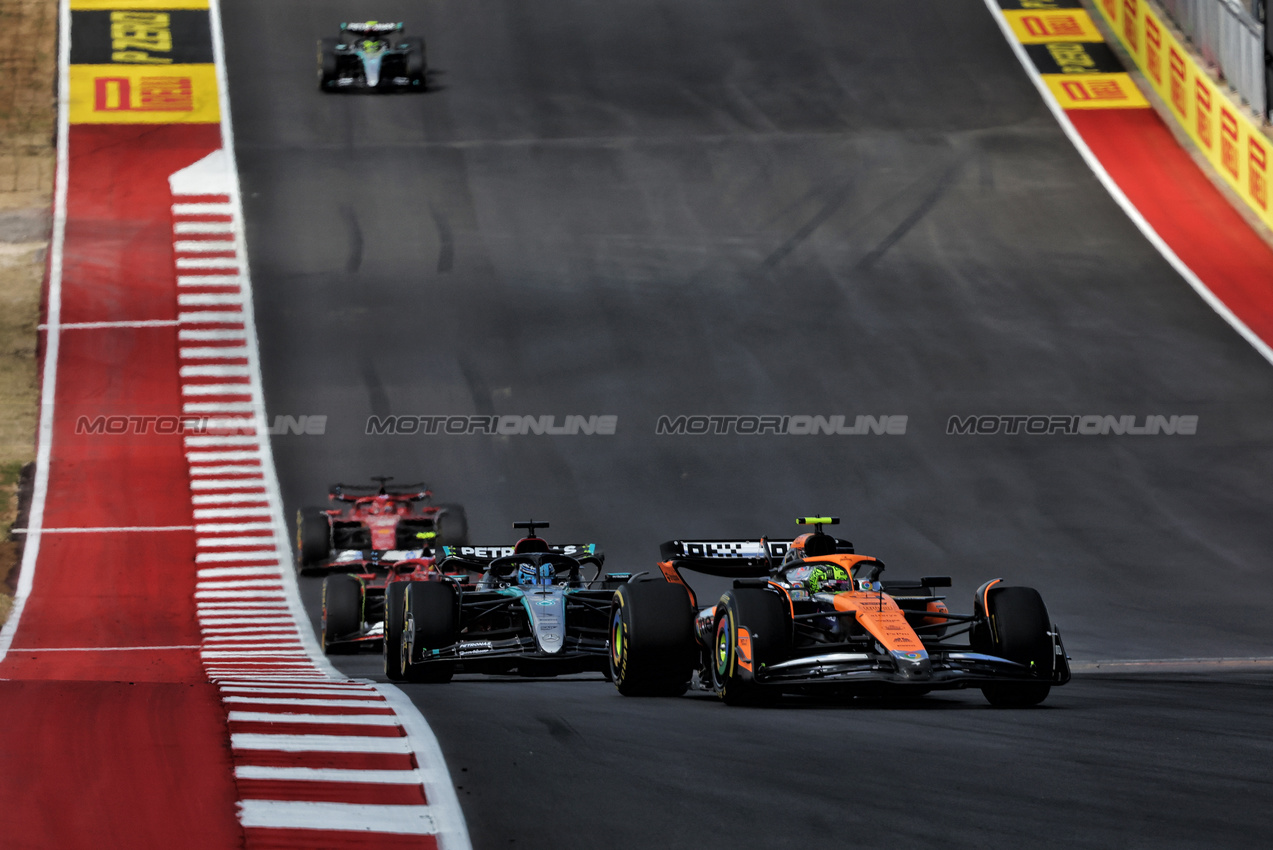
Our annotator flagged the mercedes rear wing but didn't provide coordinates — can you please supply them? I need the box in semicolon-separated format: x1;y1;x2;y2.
341;21;402;33
436;543;602;568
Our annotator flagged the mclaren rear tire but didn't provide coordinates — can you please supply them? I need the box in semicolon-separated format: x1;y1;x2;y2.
978;586;1054;707
610;580;696;696
383;581;407;681
710;587;791;706
402;581;456;684
322;574;361;655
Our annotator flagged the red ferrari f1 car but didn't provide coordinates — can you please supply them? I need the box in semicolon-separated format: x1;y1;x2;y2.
610;517;1070;707
297;476;468;572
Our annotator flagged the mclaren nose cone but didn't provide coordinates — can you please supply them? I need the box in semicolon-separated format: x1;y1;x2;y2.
892;649;932;681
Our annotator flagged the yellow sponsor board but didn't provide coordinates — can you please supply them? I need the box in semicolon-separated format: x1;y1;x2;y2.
70;0;208;9
1004;9;1105;43
69;63;219;123
1092;0;1273;229
1043;72;1150;108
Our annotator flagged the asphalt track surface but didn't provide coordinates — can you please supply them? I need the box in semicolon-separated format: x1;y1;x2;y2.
221;0;1273;846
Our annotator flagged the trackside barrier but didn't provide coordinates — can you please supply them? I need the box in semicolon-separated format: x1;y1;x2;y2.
1093;0;1273;230
1157;0;1265;112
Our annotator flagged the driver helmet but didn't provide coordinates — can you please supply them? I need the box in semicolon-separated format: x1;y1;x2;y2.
517;562;555;586
807;563;851;594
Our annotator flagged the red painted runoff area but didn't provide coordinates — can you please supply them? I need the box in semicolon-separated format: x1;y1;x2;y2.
1068;108;1273;345
0;124;243;848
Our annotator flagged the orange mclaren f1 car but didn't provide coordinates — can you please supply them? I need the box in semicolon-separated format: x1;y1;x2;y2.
609;517;1070;706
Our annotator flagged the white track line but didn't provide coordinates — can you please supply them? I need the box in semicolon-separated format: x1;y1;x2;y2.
17;645;202;652
179;327;246;339
173;202;233;215
230;734;413;754
236;800;437;835
224;697;393;709
375;683;471;843
43;320;180;330
228;712;401;726
9;525;193;534
234;766;422;783
983;0;1273;367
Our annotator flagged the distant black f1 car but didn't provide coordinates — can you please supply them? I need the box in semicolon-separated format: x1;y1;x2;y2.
388;521;631;682
610;517;1071;706
318;22;426;92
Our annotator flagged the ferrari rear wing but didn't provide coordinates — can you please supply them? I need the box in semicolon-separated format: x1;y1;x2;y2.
329;482;429;502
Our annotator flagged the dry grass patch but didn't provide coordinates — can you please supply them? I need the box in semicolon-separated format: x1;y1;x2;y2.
0;0;55;625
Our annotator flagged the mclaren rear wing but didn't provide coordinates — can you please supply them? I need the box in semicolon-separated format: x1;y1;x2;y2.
657;539;783;578
656;535;854;576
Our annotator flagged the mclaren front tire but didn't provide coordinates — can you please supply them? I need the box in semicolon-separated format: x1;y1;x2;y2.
710;587;791;706
977;586;1054;707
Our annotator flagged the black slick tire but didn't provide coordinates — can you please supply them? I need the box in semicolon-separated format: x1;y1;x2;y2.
317;38;339;90
978;586;1054;707
297;507;330;571
610;580;695;696
322;574;361;655
710;587;790;706
402;581;456;683
434;504;469;547
404;37;426;87
383;581;407;681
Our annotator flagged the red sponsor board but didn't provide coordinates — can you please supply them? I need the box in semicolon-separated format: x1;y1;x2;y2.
1145;15;1162;84
95;75;194;111
1122;0;1139;50
1251;138;1269;211
1220;109;1240;180
1195;80;1213;149
1169;48;1187;117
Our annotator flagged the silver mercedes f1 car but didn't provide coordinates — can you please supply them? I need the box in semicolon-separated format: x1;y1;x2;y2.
317;22;426;92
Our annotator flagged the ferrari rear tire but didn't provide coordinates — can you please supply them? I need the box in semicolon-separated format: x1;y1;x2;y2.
710;587;790;706
610;580;695;696
383;581;407;681
979;586;1053;707
402;581;456;683
297;507;330;570
434;504;469;547
322;574;361;654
